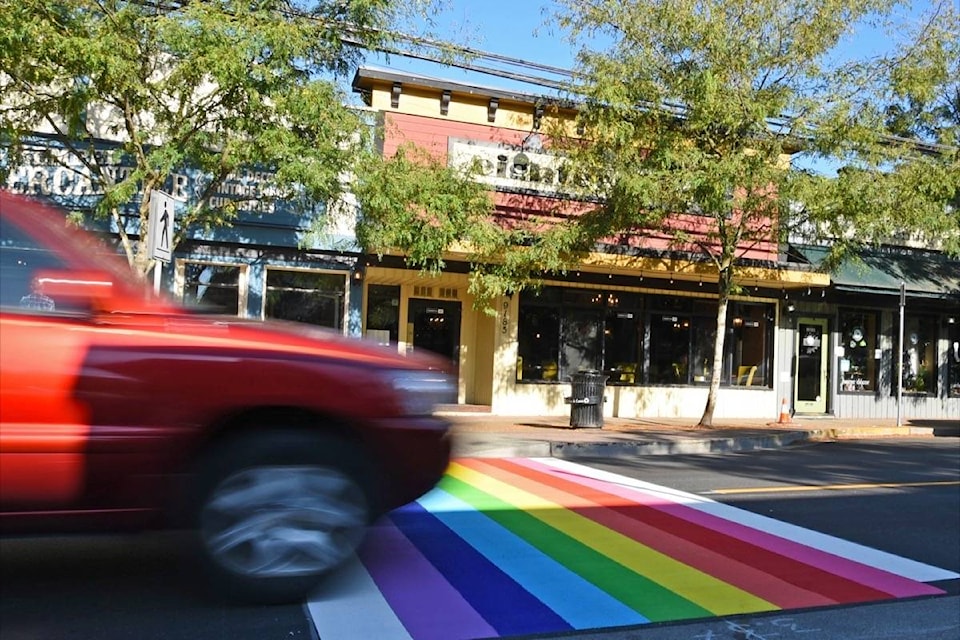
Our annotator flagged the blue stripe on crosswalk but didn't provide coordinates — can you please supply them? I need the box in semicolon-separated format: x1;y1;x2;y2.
389;501;572;636
418;489;650;628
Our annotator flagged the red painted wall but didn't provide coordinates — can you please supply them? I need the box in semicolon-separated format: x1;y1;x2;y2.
381;112;780;262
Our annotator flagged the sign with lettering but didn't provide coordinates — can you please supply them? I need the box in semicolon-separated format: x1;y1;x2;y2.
448;138;581;199
3;140;283;216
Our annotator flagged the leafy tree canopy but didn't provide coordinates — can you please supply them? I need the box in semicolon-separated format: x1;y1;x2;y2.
356;0;958;426
0;0;446;276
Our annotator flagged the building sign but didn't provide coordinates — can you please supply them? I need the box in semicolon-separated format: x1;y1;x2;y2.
3;141;283;215
448;138;584;199
147;190;176;262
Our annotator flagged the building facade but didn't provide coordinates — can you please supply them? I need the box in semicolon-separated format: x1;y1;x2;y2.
349;68;960;422
6;69;958;422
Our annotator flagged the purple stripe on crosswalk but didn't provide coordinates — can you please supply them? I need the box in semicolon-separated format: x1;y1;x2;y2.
358;517;497;640
390;502;573;636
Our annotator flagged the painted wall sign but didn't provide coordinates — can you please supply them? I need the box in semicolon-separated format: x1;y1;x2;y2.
447;138;585;199
3;141;283;215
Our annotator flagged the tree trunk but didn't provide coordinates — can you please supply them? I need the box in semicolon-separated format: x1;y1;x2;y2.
698;268;732;428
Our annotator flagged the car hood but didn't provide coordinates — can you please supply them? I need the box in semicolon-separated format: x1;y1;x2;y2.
100;309;452;373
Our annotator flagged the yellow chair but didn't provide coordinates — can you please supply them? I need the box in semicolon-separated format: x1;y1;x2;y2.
542;361;558;381
737;365;757;386
615;363;636;384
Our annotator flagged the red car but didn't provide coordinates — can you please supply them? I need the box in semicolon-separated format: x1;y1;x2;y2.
0;191;455;603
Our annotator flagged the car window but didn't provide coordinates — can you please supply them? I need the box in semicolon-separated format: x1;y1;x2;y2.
0;216;68;312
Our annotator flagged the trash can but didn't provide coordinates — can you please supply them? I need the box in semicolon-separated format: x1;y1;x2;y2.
565;370;607;428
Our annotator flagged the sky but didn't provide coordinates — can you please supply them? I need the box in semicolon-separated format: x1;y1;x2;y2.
354;0;948;174
356;0;944;98
359;1;573;95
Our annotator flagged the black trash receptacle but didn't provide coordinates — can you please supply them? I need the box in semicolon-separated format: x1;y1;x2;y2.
565;370;607;428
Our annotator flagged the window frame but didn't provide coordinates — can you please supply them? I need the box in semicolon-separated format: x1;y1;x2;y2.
836;309;880;394
178;260;245;316
263;267;348;331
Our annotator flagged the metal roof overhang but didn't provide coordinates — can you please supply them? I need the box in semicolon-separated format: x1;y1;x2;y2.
434;242;830;289
794;245;960;301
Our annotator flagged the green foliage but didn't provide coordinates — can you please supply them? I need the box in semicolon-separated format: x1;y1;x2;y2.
0;0;436;276
353;144;496;272
537;0;958;425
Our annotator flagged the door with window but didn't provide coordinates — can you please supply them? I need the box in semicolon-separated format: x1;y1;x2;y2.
407;298;460;404
795;318;829;414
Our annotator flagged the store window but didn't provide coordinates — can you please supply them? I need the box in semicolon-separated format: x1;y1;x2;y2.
0;216;66;312
649;312;691;383
725;302;773;387
947;318;959;398
896;315;937;395
516;287;773;387
517;287;643;383
365;284;400;346
604;304;643;384
182;262;242;315
647;296;728;386
265;269;346;329
838;310;878;393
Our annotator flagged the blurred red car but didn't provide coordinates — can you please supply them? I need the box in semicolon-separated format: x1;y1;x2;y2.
0;191;455;603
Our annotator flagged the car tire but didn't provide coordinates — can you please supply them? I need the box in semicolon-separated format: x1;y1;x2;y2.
188;430;374;604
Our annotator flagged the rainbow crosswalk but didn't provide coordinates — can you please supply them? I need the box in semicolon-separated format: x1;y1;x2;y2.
308;458;958;640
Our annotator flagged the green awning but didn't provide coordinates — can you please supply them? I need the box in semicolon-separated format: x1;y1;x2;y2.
794;245;960;301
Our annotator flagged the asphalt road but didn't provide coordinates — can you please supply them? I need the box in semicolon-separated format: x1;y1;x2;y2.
1;438;957;640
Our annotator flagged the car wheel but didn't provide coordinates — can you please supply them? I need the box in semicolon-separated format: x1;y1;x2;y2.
190;431;374;604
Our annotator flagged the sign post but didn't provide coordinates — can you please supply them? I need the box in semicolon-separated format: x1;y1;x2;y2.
147;190;176;294
897;282;905;427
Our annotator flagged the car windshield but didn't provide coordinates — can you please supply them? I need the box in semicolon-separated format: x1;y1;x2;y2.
1;192;160;310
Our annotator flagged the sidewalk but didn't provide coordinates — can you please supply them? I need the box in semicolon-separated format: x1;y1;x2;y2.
440;410;960;458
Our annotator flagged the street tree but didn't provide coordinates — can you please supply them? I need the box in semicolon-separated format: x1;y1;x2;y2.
556;0;958;427
357;0;957;427
0;0;446;278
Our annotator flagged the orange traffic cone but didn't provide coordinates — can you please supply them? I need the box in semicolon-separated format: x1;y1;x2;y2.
777;397;792;424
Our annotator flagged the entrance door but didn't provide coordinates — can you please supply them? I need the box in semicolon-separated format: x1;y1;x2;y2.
407;298;461;403
795;318;829;414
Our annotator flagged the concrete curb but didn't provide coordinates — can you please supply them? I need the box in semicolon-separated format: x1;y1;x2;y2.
452;430;816;459
550;430;814;459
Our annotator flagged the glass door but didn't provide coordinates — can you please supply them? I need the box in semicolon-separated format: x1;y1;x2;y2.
795;318;829;414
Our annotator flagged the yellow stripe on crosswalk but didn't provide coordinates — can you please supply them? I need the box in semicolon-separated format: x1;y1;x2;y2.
446;461;776;616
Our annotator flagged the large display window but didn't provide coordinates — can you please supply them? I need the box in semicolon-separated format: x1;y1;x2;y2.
516;286;773;387
838;310;879;393
265;268;346;329
948;319;959;398
181;262;242;315
896;314;938;395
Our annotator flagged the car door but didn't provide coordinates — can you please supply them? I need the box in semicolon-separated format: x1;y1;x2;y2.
0;215;95;508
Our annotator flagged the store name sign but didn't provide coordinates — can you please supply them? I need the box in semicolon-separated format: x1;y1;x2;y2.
5;145;281;214
448;138;577;198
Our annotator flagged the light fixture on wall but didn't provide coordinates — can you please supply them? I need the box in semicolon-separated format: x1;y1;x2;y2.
352;263;365;282
787;302;796;313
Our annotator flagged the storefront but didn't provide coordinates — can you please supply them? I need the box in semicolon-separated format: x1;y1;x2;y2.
784;246;960;421
353;67;959;421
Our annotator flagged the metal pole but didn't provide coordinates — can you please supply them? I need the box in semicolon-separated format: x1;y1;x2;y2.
153;260;162;296
897;282;905;427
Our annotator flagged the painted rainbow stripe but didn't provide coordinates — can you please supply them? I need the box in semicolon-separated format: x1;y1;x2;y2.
308;458;957;640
